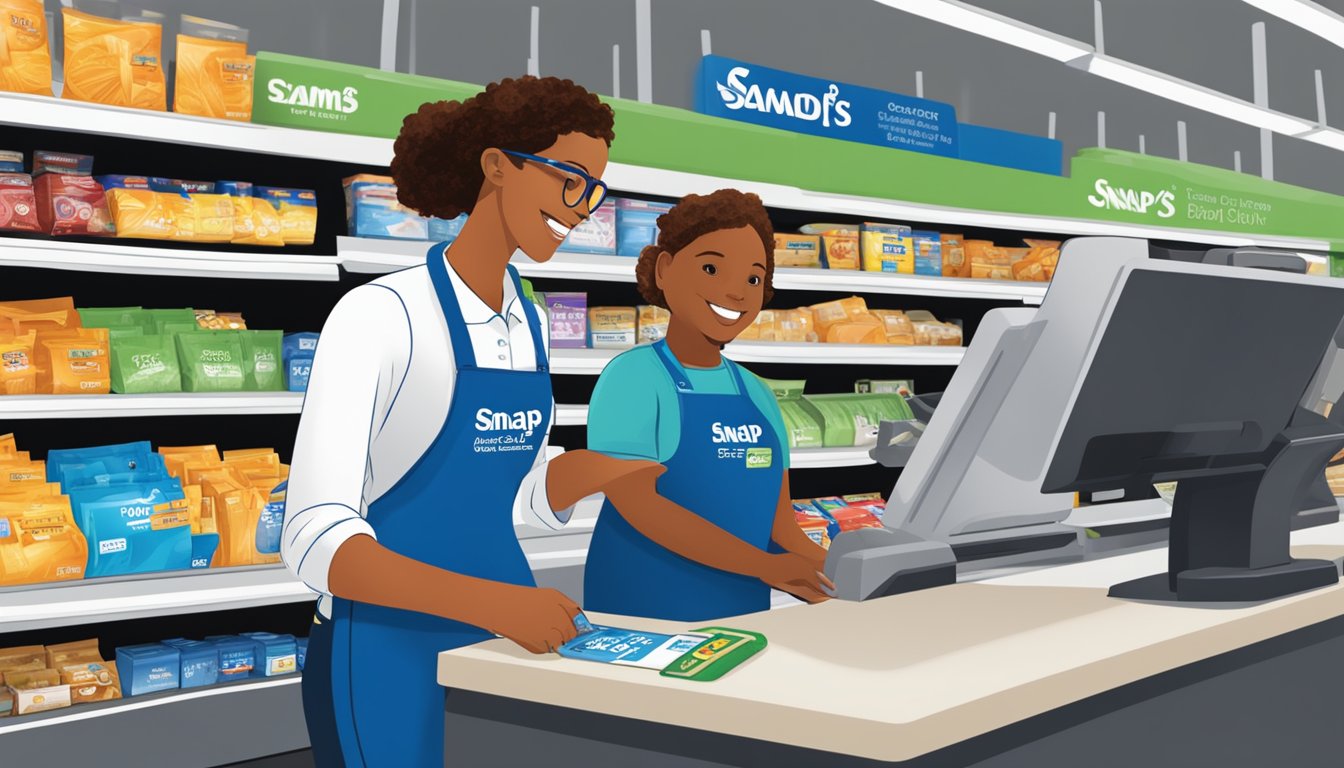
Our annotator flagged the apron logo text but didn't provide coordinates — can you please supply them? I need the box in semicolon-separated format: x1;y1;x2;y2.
711;421;764;444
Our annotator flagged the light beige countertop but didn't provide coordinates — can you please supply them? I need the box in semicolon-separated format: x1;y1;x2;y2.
438;523;1344;763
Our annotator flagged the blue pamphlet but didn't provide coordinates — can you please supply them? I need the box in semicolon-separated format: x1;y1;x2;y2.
560;614;711;670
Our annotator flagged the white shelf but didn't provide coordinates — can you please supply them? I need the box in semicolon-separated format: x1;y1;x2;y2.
0;236;340;281
0;392;305;420
0;91;391;164
555;403;589;427
549;343;963;374
337;237;1049;303
792;447;877;469
4;92;1329;253
0;565;315;633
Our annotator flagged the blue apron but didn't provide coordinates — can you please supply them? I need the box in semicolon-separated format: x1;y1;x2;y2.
303;247;551;767
583;340;783;622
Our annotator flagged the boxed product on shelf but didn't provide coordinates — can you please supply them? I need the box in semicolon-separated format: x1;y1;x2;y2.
254;187;318;245
161;638;220;689
33;152;116;236
558;200;616;254
49;640;121;703
965;240;1013;280
0;495;88;586
167;446;285;568
296;638;308;672
209;636;256;681
795;515;831;549
283;332;318;391
739;308;816;342
0;0;53;96
115;643;180;697
773;233;822;268
60;7;167;111
173;16;256;122
810;296;884;344
637;305;669;344
803;224;859;270
912;231;942;276
542;292;587;348
828;506;884;533
907;310;963;346
6;667;70;714
241;632;298;677
842;492;888;519
110;333;183;393
802;392;915;447
941;233;969;278
870;309;915;345
343;174;429;240
429;213;467;243
218;181;285;246
589;306;636;349
615;198;673;256
0;160;41;233
861;222;913;273
855;379;915;396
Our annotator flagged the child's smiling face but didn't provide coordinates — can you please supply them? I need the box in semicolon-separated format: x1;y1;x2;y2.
655;225;769;346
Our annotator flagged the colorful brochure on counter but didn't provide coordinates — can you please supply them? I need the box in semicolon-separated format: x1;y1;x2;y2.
559;614;767;681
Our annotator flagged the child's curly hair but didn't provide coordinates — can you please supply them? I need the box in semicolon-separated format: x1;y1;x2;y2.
636;189;775;308
392;76;616;220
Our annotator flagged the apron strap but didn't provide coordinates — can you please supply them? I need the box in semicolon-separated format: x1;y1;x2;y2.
506;264;549;373
426;242;479;370
723;357;748;396
652;340;694;392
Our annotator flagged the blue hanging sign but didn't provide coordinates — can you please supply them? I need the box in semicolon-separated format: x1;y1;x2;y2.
695;55;960;159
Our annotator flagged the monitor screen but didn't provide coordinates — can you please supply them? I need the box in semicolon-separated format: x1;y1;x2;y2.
1042;266;1344;493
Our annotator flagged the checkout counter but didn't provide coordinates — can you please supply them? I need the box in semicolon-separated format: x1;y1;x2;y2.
438;239;1344;766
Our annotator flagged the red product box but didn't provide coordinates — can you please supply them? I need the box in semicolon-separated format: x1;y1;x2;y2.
830;506;884;533
0;173;41;232
34;174;115;236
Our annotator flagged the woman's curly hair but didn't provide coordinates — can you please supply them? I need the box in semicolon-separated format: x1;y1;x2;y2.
636;189;775;308
392;76;615;219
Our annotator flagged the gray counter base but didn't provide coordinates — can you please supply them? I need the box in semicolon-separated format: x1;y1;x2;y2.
443;615;1344;767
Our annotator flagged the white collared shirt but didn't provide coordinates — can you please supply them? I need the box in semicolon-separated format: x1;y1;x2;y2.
282;250;566;618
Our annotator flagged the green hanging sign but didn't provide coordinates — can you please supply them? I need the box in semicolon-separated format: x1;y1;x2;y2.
250;52;1344;250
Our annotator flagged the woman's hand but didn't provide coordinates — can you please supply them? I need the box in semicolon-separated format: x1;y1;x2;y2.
479;585;583;654
756;553;835;604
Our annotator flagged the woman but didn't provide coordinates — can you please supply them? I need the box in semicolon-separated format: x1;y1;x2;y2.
583;189;833;622
283;76;660;767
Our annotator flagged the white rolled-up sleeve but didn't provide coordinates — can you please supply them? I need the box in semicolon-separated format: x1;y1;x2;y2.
513;401;575;531
282;285;408;595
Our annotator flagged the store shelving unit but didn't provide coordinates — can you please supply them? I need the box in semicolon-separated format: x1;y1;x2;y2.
547;343;963;375
0;393;306;420
0;236;340;281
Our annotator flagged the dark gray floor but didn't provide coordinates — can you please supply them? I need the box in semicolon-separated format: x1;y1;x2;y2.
220;750;315;768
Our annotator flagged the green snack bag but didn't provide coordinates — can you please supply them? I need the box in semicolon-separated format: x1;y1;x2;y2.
78;306;145;328
176;332;246;392
803;393;914;447
238;330;285;391
111;334;182;394
145;308;197;335
106;325;146;340
778;399;824;448
659;627;767;682
159;321;199;337
759;377;806;400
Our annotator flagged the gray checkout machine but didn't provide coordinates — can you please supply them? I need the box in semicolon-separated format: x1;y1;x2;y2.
828;236;1344;605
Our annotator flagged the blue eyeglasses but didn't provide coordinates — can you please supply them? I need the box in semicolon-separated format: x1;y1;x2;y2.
502;150;609;212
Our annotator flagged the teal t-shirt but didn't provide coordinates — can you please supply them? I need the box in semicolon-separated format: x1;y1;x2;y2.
587;345;790;468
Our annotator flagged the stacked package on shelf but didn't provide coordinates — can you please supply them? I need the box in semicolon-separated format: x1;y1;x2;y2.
0;0;54;97
739;296;961;347
173;15;256;122
160;445;287;568
791;493;888;549
283;332;319;391
760;379;915;449
0;150;40;233
0;297;110;395
343;174;429;240
32;151;115;237
60;6;168;111
0;639;122;717
0;434;88;587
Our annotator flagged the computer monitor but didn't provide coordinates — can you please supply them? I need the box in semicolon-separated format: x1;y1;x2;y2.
1041;249;1344;603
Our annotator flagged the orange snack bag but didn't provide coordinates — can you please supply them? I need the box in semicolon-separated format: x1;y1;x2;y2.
61;8;167;111
0;0;53;96
0;497;88;586
0;460;44;483
174;33;254;121
34;327;109;394
0;330;37;394
0;297;80;335
870;310;915;345
940;234;969;278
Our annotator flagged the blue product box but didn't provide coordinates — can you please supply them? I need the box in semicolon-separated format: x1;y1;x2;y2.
209;637;257;681
190;532;219;569
256;483;285;556
160;639;219;689
286;356;313;392
0;150;23;173
428;213;467;243
343;176;429;240
912;231;942;276
116;643;180;697
240;633;298;677
282;332;319;361
557;200;616;255
296;637;308;672
615;198;673;256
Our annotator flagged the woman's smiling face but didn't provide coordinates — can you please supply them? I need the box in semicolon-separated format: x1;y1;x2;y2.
655;225;769;346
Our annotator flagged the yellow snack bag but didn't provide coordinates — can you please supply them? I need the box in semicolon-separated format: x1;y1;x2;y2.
255;188;317;245
0;330;37;395
37;327;109;394
174;34;254;121
809;297;868;339
0;497;88;587
636;305;670;344
0;0;53;95
102;177;175;240
0;460;44;483
861;223;914;274
218;182;285;246
776;309;816;343
186;192;235;243
870;310;915;345
61;8;167;111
